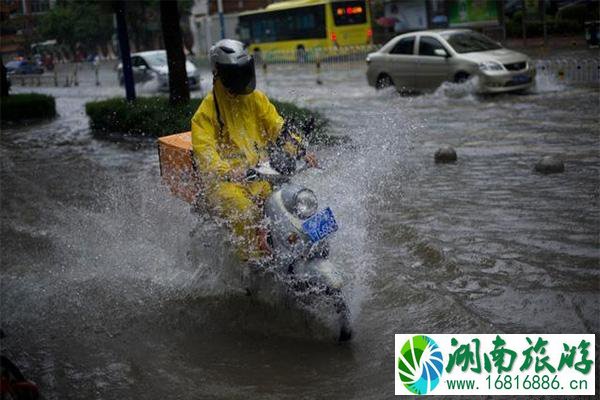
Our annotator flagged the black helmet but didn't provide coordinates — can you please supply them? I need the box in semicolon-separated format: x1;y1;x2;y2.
209;39;256;95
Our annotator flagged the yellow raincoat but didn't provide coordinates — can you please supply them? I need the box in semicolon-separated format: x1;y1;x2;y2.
191;80;286;260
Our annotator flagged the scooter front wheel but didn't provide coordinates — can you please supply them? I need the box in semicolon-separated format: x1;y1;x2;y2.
339;320;352;342
334;294;352;342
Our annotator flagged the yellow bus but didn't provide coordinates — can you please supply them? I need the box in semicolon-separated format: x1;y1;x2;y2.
237;0;372;58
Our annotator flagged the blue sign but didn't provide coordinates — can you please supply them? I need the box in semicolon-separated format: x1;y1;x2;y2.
302;207;338;242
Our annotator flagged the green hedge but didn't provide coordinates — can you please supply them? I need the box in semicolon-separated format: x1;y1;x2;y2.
85;97;197;137
85;96;337;145
1;93;56;122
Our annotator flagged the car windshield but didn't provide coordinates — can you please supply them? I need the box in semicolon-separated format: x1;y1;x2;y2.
442;31;502;53
143;52;167;67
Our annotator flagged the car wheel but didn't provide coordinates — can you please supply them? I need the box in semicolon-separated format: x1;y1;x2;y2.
376;74;393;89
454;71;470;83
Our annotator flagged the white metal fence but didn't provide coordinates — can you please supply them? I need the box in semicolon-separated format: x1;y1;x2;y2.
7;62;102;87
7;45;600;87
534;58;600;83
192;45;381;70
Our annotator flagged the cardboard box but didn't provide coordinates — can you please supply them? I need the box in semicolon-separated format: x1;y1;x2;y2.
157;132;201;204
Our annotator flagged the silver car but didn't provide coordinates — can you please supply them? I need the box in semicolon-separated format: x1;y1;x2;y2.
117;50;201;91
366;29;536;94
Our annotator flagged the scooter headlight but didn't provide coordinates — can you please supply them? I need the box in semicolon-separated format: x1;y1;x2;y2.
293;189;318;219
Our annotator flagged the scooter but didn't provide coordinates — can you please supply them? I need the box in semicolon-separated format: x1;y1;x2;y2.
157;130;352;341
239;150;352;342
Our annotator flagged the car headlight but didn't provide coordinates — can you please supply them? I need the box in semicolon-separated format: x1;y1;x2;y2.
478;61;504;72
293;189;318;219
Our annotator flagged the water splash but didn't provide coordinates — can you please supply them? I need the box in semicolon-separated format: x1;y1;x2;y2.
134;72;164;94
432;76;480;99
532;72;566;93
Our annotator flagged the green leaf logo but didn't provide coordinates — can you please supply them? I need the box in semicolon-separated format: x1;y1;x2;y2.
397;335;444;395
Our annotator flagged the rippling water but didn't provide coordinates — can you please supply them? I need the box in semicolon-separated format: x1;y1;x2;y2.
1;64;598;399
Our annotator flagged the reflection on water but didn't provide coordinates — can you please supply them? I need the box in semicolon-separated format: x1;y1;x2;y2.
1;64;598;399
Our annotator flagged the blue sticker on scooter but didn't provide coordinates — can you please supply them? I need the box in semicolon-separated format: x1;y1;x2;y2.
302;207;338;242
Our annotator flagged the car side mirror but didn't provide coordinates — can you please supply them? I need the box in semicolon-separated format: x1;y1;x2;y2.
434;49;449;58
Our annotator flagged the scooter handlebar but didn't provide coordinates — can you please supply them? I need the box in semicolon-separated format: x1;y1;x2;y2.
245;168;259;181
245;159;310;183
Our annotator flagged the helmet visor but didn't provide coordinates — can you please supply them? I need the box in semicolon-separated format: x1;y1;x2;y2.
217;58;256;95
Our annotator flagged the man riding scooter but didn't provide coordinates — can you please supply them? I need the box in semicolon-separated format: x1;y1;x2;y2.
191;39;317;262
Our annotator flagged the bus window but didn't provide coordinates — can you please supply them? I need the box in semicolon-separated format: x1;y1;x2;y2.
240;5;325;43
254;17;276;43
287;6;325;39
332;0;366;26
238;20;251;43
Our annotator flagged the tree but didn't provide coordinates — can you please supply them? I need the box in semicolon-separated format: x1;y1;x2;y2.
113;0;136;102
124;0;160;52
1;64;9;97
38;1;113;55
159;0;189;105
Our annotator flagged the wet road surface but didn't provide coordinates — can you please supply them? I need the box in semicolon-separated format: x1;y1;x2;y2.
1;62;599;399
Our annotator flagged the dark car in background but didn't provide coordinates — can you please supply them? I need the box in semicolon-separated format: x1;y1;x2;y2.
5;60;44;75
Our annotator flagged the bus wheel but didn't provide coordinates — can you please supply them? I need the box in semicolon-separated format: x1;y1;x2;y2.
376;74;393;89
296;46;306;63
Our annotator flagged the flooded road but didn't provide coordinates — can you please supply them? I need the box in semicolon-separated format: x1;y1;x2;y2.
1;62;599;399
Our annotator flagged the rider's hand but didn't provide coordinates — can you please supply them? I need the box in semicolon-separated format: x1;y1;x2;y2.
304;152;318;168
229;167;247;182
